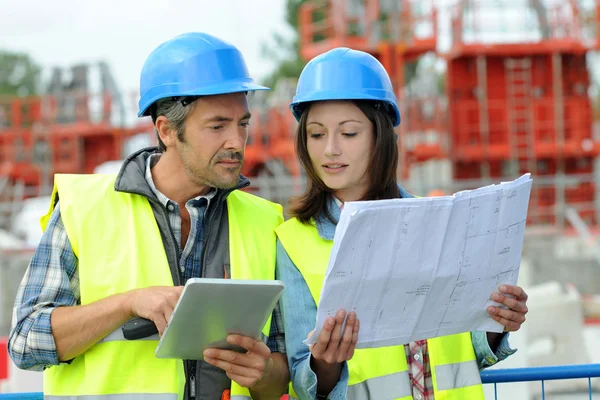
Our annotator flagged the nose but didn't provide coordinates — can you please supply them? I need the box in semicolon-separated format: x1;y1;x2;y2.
324;134;341;157
223;125;247;152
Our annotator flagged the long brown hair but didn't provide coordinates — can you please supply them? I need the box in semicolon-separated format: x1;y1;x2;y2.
289;100;401;224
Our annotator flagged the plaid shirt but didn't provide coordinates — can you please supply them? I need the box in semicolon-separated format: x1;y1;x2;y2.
406;340;432;399
9;154;285;370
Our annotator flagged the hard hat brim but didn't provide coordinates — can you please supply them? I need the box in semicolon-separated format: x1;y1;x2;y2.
137;80;269;117
289;91;401;127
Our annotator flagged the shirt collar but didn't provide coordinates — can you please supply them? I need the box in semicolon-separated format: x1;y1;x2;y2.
314;185;414;241
145;153;216;209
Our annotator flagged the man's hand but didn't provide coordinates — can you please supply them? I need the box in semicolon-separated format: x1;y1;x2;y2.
51;286;182;362
203;335;272;389
487;284;528;332
126;286;184;335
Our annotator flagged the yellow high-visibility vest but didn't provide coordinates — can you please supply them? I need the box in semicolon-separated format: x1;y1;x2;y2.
276;217;485;400
41;173;283;400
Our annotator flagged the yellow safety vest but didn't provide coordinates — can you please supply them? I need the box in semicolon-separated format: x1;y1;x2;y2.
276;218;485;400
41;174;283;400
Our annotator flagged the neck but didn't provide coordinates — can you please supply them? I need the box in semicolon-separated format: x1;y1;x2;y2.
333;186;367;204
151;151;211;204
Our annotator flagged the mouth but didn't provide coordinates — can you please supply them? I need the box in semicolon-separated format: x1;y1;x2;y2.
217;159;242;167
322;163;348;173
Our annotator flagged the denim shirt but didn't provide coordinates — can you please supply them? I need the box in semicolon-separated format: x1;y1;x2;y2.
276;186;517;399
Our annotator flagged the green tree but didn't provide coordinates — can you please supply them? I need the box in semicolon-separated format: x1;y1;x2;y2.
261;0;437;94
0;50;41;96
260;0;308;90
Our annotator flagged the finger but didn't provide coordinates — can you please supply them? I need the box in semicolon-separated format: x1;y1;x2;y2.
166;291;180;309
490;292;528;314
487;306;526;326
204;357;263;383
154;315;168;336
227;335;270;358
162;303;176;325
490;313;522;332
323;310;346;359
336;312;356;362
203;349;264;370
226;373;260;389
346;318;359;360
499;285;528;302
174;285;184;294
311;317;335;356
517;287;528;302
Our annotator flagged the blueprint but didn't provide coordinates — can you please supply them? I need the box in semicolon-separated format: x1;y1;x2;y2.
306;174;533;349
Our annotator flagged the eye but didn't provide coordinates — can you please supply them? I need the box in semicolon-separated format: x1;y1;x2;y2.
309;133;324;138
342;132;357;137
210;125;224;131
240;121;250;127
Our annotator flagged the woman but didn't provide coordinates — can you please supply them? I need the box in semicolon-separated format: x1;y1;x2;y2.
275;47;529;399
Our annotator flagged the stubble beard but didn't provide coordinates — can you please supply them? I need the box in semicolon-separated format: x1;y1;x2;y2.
183;157;243;190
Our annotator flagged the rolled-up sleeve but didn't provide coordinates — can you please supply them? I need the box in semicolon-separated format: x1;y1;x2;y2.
472;331;517;370
276;240;349;399
266;300;286;354
8;202;80;371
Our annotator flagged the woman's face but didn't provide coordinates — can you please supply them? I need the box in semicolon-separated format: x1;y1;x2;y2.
306;101;374;202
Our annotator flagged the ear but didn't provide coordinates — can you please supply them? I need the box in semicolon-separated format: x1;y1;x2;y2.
155;116;177;149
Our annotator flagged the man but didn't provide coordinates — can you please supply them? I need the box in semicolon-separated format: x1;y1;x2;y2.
8;32;289;400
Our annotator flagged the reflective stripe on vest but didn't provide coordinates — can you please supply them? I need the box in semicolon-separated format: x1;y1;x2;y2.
436;359;481;391
41;174;283;399
99;327;268;345
286;362;480;400
276;217;484;400
347;371;411;399
45;395;178;400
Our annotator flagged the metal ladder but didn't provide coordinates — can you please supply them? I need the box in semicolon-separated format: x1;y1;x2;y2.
505;57;536;176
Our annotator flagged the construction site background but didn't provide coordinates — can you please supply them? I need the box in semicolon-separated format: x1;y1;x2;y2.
2;0;600;397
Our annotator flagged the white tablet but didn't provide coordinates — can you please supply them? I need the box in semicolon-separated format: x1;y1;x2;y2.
155;278;284;359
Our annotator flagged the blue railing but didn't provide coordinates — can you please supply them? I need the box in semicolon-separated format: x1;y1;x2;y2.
481;363;600;400
1;364;600;399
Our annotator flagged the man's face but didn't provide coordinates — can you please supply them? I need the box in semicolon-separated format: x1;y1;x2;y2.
175;92;250;189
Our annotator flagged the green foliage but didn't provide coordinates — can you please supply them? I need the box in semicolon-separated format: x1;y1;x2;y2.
260;0;308;90
0;50;41;96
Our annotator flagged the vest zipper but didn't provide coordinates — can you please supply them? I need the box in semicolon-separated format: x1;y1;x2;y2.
201;182;250;273
189;366;196;398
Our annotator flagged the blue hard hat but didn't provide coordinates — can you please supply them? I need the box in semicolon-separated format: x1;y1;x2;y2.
138;32;269;117
290;47;401;127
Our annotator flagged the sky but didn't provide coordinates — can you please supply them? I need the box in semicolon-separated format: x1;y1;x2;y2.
0;0;291;100
1;0;598;105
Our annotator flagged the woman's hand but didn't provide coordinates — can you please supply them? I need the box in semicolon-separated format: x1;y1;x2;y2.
309;309;359;364
487;284;528;332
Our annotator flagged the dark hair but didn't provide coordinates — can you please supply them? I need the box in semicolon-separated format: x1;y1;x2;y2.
289;100;400;224
150;97;199;152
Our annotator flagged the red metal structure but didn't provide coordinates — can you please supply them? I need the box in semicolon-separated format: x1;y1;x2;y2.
446;0;600;225
244;104;300;178
3;2;599;229
297;0;600;228
297;0;441;178
0;63;155;202
0;92;153;198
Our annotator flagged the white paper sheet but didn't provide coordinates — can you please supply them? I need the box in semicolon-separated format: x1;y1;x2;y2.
306;174;533;349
